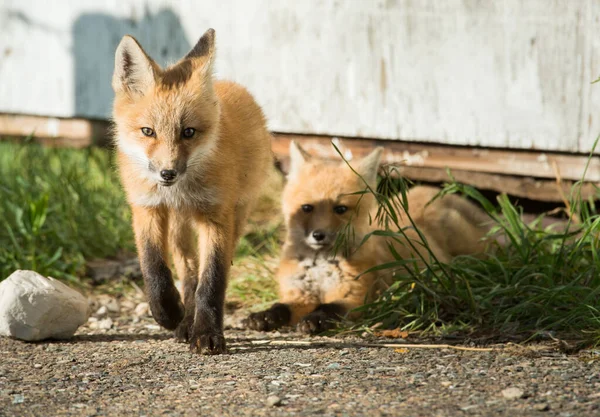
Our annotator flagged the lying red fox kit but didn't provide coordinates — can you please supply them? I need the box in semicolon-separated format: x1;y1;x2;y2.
245;142;488;333
112;29;272;354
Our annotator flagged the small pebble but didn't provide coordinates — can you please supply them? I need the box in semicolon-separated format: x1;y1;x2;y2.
326;363;341;370
502;387;524;400
96;318;113;330
12;394;24;404
105;298;120;313
533;403;550;411
266;395;282;407
460;405;479;411
134;302;150;317
94;306;108;318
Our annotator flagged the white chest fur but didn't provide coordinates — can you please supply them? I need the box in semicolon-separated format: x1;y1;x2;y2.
288;257;346;298
132;179;218;210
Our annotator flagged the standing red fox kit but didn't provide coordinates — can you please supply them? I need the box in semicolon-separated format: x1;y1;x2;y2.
112;29;272;354
245;142;488;333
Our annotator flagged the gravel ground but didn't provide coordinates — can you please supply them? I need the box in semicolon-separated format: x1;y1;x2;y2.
1;294;599;417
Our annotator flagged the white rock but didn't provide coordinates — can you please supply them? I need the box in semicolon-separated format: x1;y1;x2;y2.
266;395;282;407
502;387;524;400
104;298;120;313
94;305;108;318
0;270;89;341
134;302;150;317
96;317;113;330
120;299;136;310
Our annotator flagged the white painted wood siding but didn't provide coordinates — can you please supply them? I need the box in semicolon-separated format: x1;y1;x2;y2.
0;0;598;153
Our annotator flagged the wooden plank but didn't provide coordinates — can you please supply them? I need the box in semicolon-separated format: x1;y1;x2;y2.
0;115;596;202
393;167;597;204
272;134;600;183
272;134;598;203
277;149;594;203
0;114;110;148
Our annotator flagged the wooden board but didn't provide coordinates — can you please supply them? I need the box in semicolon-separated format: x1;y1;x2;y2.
272;134;598;203
0;114;110;148
271;134;600;183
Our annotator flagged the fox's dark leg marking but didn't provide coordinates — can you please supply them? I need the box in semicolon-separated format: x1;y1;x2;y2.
297;303;347;334
190;244;228;354
244;303;292;331
141;243;184;330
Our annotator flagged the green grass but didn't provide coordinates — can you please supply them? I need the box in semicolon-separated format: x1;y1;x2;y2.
335;142;600;344
229;221;280;308
0;141;133;281
0;140;281;305
229;169;283;307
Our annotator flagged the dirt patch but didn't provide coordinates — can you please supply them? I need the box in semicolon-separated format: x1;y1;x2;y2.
1;293;598;417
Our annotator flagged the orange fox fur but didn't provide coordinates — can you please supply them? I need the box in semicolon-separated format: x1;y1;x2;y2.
245;142;488;333
112;29;272;353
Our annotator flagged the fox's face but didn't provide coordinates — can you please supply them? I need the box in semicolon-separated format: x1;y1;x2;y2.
282;142;383;253
112;30;220;187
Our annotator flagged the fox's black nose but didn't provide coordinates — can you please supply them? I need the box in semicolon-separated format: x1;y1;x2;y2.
160;169;178;181
312;230;326;242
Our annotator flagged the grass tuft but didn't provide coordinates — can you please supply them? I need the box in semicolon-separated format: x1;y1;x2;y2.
336;140;600;344
0;141;133;281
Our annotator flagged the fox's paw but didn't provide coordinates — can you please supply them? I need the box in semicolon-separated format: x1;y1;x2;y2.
297;311;336;335
243;304;291;331
174;314;194;343
148;296;184;331
189;331;227;355
244;310;283;331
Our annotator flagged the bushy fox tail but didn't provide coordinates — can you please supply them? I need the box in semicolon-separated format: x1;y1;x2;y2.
406;186;492;257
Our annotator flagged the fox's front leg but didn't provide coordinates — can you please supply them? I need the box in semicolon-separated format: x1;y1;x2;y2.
189;217;233;354
132;205;184;330
245;301;317;331
297;303;347;334
245;258;318;331
169;213;199;342
298;273;374;334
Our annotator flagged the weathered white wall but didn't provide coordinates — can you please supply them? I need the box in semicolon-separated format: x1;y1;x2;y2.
0;0;598;153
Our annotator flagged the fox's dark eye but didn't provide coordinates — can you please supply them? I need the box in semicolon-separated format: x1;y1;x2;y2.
182;128;196;139
301;204;314;213
334;205;348;214
141;127;154;137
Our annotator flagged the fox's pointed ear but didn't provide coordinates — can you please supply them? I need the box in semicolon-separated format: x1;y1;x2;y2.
288;141;311;180
112;35;157;94
355;147;383;186
185;28;216;71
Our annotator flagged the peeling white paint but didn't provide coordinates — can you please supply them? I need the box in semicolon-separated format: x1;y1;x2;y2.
0;1;598;153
